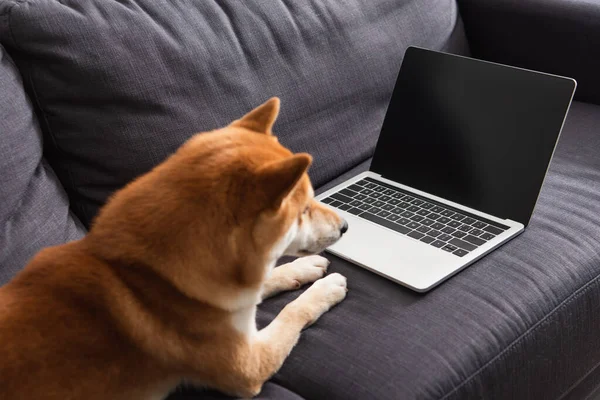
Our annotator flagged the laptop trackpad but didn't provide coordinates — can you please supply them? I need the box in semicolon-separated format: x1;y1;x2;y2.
326;214;462;291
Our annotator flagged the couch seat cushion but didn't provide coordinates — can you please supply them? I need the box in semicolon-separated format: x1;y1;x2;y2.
254;101;600;399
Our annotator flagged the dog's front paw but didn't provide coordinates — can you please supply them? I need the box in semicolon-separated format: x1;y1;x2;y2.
294;272;347;327
262;256;330;299
276;255;329;288
287;255;330;285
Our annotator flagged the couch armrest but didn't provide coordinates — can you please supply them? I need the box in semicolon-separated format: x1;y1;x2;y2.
458;0;600;105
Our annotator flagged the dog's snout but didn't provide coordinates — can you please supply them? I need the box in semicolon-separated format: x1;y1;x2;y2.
340;219;349;235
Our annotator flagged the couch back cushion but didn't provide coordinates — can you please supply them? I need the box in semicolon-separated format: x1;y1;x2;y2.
0;0;469;227
0;44;85;285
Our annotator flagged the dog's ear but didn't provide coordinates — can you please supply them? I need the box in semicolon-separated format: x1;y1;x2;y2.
257;153;312;210
230;97;280;135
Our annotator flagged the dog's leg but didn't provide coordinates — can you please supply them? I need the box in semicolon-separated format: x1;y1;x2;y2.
262;255;330;299
217;273;347;397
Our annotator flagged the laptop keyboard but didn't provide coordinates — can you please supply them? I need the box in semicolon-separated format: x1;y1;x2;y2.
321;177;509;257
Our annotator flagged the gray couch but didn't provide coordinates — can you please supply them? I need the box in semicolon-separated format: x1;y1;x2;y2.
1;0;599;399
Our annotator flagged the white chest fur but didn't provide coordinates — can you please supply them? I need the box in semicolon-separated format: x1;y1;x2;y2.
231;305;258;337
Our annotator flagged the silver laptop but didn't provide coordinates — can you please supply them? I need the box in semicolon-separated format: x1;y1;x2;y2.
316;47;576;292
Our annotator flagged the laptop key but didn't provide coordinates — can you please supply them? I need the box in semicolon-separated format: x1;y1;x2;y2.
416;225;430;234
371;192;383;198
322;197;335;204
472;221;487;229
408;231;425;240
361;213;410;234
391;207;404;214
417;209;430;216
355;180;369;186
442;244;457;252
358;203;371;211
447;220;462;228
441;226;455;234
391;192;404;199
389;199;400;205
348;184;363;192
382;204;394;211
348;208;363;215
437;216;451;224
431;240;446;248
407;221;421;230
378;210;391;218
480;232;496;241
454;249;469;257
361;188;374;195
421;218;434;226
450;213;465;221
438;233;453;241
350;200;362;207
354;194;367;200
421;203;434;209
403;196;414;202
367;207;382;214
365;183;377;189
462;217;476;225
398;202;411;209
339;204;352;211
431;222;445;230
401;211;414;218
363;197;376;204
458;224;472;232
340;188;359;197
380;195;392;202
431;206;444;213
387;214;400;222
331;193;353;203
428;230;442;237
440;210;454;217
452;231;467;238
449;238;476;251
411;199;425;206
383;189;396;196
398;218;411;225
411;215;425;222
407;205;420;212
464;235;486;246
470;229;484;236
484;225;505;235
428;213;441;220
373;200;385;207
331;200;344;208
373;186;386;192
420;236;435;244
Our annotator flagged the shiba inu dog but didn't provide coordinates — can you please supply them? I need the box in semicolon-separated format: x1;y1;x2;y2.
0;97;348;399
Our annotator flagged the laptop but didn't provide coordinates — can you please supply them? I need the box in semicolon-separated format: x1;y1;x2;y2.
316;47;576;292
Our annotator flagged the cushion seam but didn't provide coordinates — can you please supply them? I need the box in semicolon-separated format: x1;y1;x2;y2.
440;271;600;399
557;356;600;400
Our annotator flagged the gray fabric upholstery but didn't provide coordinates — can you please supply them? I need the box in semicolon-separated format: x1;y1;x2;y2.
255;101;600;399
458;0;600;106
167;382;304;400
0;44;85;286
0;0;469;228
2;0;600;399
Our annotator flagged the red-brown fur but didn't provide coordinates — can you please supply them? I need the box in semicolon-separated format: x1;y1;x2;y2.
0;98;347;399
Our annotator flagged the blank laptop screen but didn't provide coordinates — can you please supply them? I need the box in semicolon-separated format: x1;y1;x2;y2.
371;47;576;225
